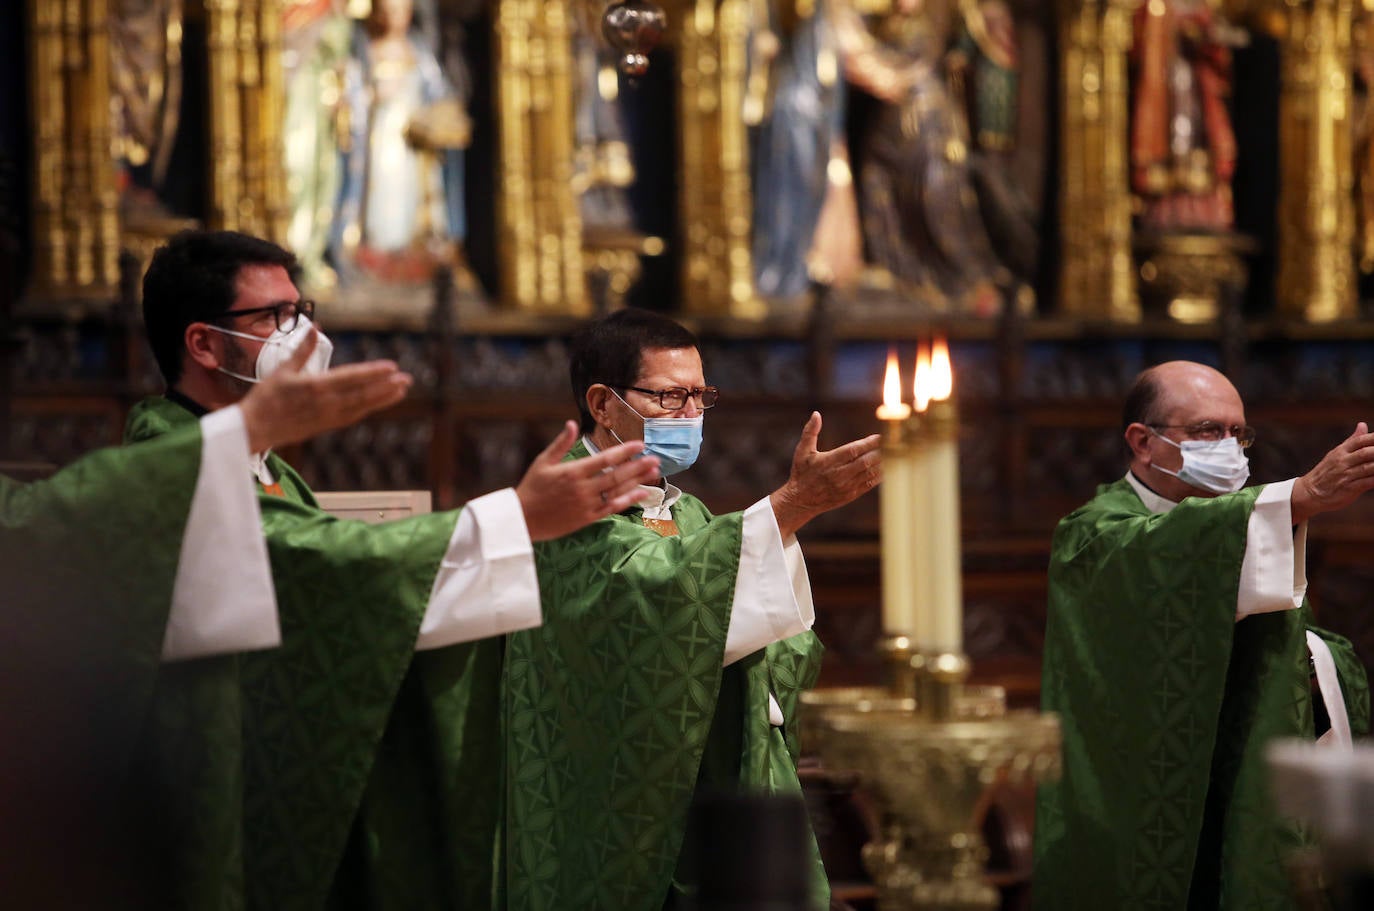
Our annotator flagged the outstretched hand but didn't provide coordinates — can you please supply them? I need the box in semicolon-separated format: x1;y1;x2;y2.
516;421;661;542
769;412;882;539
239;328;413;453
1291;422;1374;524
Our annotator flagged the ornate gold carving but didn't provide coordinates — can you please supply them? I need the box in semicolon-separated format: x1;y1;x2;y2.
27;0;121;300
1057;0;1139;321
1135;232;1255;323
673;0;765;318
1276;0;1357;322
495;0;590;315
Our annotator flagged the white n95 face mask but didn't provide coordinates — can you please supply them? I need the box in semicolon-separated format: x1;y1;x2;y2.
209;316;333;383
1152;432;1250;495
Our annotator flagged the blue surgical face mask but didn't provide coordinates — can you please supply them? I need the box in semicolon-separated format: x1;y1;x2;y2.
610;389;704;476
1150;429;1250;495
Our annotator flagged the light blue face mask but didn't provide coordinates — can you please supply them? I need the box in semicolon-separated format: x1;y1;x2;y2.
610;389;704;476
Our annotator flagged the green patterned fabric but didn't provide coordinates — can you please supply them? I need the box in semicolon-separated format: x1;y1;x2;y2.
501;441;829;911
1;424;201;905
1034;478;1368;910
127;395;499;911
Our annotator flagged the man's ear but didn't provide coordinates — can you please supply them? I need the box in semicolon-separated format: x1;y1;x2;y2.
1124;422;1153;462
184;323;222;371
586;384;613;429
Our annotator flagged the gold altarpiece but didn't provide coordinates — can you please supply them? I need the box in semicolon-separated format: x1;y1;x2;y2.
25;0;288;303
22;0;1373;320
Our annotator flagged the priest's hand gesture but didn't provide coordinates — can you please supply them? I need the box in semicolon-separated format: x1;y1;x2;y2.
240;328;413;453
1291;422;1374;524
769;412;882;539
516;421;661;541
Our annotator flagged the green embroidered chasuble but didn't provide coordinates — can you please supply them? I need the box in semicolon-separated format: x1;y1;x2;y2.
2;426;200;905
126;396;503;911
502;442;829;911
1034;478;1370;911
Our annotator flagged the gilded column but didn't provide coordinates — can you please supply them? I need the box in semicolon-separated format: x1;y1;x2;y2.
28;0;69;292
1276;0;1357;322
1057;0;1138;321
675;0;764;318
495;0;588;313
206;0;245;231
86;0;121;290
257;0;289;243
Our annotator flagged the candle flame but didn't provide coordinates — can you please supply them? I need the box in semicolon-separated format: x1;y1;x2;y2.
931;337;953;401
882;347;903;410
913;341;932;413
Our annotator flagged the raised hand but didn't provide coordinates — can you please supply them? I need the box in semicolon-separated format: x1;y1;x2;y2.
769;411;882;539
1291;422;1374;524
516;421;662;542
239;328;413;452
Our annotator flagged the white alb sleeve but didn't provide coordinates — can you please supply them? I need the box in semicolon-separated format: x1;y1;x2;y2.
1236;479;1307;620
416;487;541;650
723;497;816;666
162;405;281;662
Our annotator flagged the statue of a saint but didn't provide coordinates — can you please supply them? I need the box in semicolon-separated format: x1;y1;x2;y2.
331;0;470;286
748;0;861;299
836;0;1009;315
282;0;353;291
571;13;638;233
946;0;1038;282
1130;0;1238;231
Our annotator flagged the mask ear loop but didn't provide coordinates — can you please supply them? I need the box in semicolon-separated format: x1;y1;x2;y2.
205;323;266;384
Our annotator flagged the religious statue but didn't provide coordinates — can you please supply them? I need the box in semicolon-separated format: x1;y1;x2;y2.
572;11;638;233
747;0;861;299
281;0;353;292
110;0;189;224
1129;0;1238;232
331;0;471;286
946;0;1038;282
835;0;1012;315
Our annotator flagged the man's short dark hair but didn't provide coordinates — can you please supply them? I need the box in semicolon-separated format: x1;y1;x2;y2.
569;308;699;433
1122;367;1166;432
142;229;298;385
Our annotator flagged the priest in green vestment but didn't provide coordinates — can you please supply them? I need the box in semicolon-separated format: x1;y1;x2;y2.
2;340;416;906
125;229;660;910
1034;360;1374;911
501;308;884;911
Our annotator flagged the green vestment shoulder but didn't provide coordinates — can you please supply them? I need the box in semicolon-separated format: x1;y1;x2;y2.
126;396;499;911
1034;478;1319;910
502;442;828;911
1;424;201;905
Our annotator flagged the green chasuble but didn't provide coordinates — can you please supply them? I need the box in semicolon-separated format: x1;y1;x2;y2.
1;424;200;905
502;442;829;911
126;395;504;911
1034;478;1370;911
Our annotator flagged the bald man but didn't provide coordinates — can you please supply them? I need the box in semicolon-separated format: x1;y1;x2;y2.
1034;361;1374;911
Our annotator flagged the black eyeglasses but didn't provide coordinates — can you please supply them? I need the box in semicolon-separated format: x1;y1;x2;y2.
621;385;720;410
212;299;316;333
1148;421;1256;449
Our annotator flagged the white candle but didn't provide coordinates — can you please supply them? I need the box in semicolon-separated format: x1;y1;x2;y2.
877;348;916;633
924;338;963;654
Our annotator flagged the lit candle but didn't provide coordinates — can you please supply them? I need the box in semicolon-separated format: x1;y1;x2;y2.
923;337;963;654
909;341;934;649
877;348;916;634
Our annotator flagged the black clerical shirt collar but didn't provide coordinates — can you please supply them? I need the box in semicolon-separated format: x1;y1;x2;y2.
164;388;209;418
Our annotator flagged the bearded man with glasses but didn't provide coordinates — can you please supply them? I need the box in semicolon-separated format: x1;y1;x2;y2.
1035;360;1374;911
499;307;883;910
123;229;660;908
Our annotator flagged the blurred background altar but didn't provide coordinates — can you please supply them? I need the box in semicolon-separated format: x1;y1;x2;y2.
5;0;1374;728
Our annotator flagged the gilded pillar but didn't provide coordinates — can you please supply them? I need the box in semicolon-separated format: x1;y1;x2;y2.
205;0;246;231
27;0;121;299
1276;0;1357;322
495;0;589;314
1057;0;1138;321
674;0;764;318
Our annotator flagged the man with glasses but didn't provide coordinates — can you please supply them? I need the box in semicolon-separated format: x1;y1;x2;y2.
1035;360;1374;911
124;229;660;908
2;334;413;905
501;307;883;910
